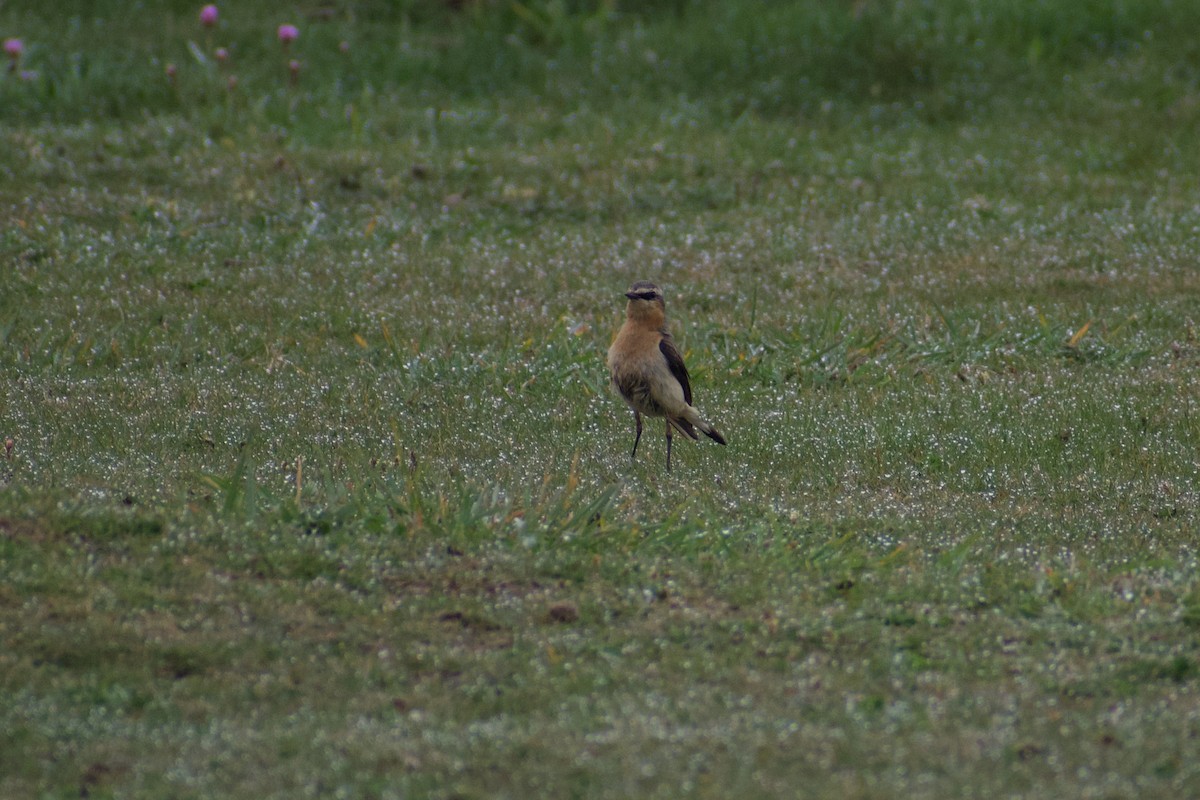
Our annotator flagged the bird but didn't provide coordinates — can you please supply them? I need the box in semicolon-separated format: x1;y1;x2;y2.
607;280;726;471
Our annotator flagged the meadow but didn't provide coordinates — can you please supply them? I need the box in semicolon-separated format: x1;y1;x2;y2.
3;0;1200;796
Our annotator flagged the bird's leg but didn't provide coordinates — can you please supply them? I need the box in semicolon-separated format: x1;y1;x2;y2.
665;419;673;472
631;411;643;460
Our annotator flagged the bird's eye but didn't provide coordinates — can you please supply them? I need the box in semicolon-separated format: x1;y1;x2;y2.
637;292;658;301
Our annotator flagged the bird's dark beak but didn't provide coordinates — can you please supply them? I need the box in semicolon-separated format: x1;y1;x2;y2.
624;291;638;300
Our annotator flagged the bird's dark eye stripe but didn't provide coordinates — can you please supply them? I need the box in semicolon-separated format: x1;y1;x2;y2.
636;292;659;300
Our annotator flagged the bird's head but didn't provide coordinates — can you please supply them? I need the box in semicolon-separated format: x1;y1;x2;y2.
624;281;666;324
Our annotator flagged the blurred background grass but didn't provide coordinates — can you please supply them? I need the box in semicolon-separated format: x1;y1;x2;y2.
4;0;1200;127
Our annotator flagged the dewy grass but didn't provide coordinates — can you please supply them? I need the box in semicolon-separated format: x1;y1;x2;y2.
4;0;1200;797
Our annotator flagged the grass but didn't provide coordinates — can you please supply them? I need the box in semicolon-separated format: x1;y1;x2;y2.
4;0;1200;797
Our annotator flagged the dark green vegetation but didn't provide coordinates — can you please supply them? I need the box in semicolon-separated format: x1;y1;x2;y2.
4;0;1200;797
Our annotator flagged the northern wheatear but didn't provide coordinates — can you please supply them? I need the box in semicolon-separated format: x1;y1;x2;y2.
607;281;726;471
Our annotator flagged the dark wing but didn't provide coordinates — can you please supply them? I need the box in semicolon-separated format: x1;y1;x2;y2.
659;336;692;405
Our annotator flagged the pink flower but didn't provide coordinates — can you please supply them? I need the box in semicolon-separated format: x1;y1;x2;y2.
215;47;228;63
199;5;218;28
165;62;178;85
277;24;298;47
3;38;22;59
288;58;301;85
